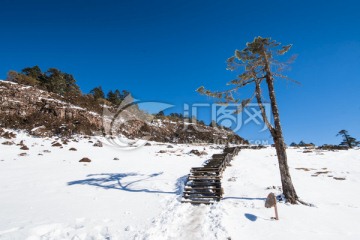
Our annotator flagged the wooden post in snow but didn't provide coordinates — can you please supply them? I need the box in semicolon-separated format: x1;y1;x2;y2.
265;192;279;220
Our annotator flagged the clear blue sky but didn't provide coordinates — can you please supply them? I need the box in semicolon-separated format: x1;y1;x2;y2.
1;0;359;145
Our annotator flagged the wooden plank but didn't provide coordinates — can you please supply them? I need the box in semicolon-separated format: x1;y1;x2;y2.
191;167;220;170
190;169;221;172
184;187;222;190
181;200;215;204
183;190;221;193
183;196;221;199
185;184;221;187
188;176;221;180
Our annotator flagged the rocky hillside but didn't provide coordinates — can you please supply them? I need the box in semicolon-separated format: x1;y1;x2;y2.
0;80;247;144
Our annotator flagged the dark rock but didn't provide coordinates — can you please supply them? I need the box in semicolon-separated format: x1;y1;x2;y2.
228;177;237;182
19;152;27;156
20;145;29;150
333;177;346;180
144;142;151;146
167;145;174;148
2;141;14;145
69;147;77;151
189;149;201;156
52;142;62;147
113;157;119;160
43;150;51;153
2;131;16;139
303;150;312;153
159;150;167;153
79;157;91;163
93;141;103;147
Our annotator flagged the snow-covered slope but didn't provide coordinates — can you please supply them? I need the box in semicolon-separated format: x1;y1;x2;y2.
0;130;359;239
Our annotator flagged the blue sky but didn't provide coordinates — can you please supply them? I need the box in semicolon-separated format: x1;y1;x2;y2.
0;0;359;145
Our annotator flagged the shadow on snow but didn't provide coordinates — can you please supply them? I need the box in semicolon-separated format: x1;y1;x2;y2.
67;172;187;195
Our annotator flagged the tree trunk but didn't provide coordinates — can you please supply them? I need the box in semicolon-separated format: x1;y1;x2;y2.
263;51;299;204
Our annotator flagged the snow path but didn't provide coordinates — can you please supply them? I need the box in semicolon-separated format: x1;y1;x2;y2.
139;199;230;240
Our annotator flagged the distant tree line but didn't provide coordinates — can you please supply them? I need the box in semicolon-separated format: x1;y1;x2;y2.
290;130;359;148
89;86;129;106
290;141;315;147
154;111;233;130
7;66;130;109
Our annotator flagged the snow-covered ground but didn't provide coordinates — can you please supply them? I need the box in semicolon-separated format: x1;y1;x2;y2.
0;130;359;240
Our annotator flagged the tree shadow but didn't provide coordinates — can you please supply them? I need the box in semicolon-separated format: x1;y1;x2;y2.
244;213;257;222
68;172;187;195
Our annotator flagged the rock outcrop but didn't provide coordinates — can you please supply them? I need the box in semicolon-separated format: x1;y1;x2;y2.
0;80;247;144
0;80;101;136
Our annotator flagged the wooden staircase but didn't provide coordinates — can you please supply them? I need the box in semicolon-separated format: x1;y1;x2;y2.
181;147;240;204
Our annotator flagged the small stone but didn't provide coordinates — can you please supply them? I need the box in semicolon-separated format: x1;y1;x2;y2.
93;141;103;147
145;142;151;146
113;157;119;160
159;150;166;153
2;141;14;145
167;145;174;148
19;152;27;156
20;145;29;150
69;147;77;151
79;157;91;163
228;177;237;182
189;149;201;156
2;131;16;139
333;177;346;180
52;142;62;147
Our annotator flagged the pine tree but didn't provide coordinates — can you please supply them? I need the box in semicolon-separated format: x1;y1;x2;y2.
90;86;105;100
337;130;359;148
197;37;302;204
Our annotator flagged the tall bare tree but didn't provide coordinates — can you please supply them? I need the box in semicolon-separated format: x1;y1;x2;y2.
197;37;303;204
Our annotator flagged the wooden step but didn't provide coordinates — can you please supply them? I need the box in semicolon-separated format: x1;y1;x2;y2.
184;187;222;190
191;167;221;170
188;175;222;178
187;181;221;185
181;200;215;204
183;195;221;199
183;190;221;194
190;169;221;173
